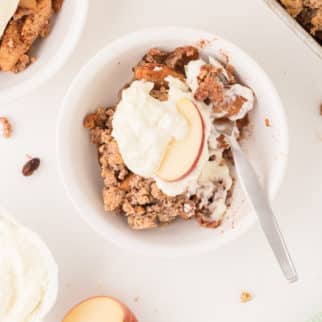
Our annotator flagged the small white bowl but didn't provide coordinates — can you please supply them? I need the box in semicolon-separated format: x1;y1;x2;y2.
0;207;58;321
0;0;88;105
57;27;288;257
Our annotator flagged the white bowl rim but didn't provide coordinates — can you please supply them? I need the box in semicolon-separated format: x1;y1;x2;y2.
0;206;58;320
0;0;89;105
57;26;289;257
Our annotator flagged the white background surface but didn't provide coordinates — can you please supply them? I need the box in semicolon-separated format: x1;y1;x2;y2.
0;0;321;321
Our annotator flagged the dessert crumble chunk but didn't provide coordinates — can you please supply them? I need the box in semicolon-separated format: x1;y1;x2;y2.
85;46;253;230
0;0;64;73
0;117;13;138
240;291;253;303
278;0;322;45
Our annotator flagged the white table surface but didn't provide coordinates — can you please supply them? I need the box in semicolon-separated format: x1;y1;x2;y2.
1;0;322;321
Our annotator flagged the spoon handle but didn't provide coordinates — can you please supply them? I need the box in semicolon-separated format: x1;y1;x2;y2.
230;136;298;283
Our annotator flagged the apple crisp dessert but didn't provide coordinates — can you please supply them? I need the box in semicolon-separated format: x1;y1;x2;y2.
0;0;64;73
84;46;255;230
278;0;322;45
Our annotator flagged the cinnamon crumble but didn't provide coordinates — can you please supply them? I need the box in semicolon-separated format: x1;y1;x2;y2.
240;291;253;303
85;46;254;230
0;0;64;73
278;0;322;45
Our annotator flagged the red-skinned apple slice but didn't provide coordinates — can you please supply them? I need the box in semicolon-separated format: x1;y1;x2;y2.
156;98;205;182
62;296;138;322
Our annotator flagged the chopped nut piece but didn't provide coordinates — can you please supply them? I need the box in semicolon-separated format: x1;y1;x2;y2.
195;64;225;103
141;48;169;65
196;212;221;228
83;113;97;129
165;46;199;72
22;157;40;176
265;118;271;127
52;0;64;12
320;103;322;115
134;63;184;85
13;8;34;21
0;117;13;138
280;0;304;17
213;96;247;118
240;291;253;303
19;0;38;10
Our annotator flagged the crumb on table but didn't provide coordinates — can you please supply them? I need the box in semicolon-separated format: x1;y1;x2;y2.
0;117;13;138
240;291;253;303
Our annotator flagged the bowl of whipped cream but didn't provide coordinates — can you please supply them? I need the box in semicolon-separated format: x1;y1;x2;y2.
0;207;58;321
57;27;288;256
0;0;88;105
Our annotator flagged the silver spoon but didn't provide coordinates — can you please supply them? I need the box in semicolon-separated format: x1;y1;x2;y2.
215;119;298;283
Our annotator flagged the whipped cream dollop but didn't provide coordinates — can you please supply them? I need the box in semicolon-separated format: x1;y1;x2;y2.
113;77;191;178
113;55;253;218
113;76;215;196
0;212;58;322
0;0;20;39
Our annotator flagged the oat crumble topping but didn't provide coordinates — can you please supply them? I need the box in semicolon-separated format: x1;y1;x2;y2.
0;0;64;73
278;0;322;45
84;46;253;230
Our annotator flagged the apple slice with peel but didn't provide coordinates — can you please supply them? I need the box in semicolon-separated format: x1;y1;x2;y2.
156;98;205;182
62;296;138;322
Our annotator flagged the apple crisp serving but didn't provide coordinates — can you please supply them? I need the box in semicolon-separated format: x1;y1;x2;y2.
84;46;255;230
278;0;322;45
0;0;64;73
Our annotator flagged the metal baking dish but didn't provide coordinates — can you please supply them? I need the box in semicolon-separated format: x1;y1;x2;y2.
264;0;322;59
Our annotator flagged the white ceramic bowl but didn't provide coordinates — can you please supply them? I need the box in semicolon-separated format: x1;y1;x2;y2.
0;207;58;321
57;27;288;257
0;0;88;105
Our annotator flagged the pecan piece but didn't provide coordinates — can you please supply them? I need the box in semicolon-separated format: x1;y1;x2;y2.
134;63;184;85
22;157;40;176
52;0;64;12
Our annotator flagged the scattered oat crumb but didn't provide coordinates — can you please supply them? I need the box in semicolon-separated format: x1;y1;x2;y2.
133;297;139;303
0;117;12;138
320;103;322;116
265;118;271;127
240;291;253;303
